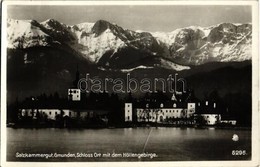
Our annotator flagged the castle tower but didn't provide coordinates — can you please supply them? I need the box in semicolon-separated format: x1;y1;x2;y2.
68;89;81;101
125;103;133;122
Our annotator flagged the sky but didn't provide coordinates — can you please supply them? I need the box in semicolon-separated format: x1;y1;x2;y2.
7;5;252;32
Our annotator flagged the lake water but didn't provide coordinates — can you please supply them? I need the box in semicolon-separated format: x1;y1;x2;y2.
7;127;251;161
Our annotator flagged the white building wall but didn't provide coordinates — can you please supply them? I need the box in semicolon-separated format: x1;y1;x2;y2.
161;108;183;119
136;109;159;122
201;114;221;125
136;109;142;122
187;103;196;118
63;109;77;118
38;109;61;120
221;120;237;125
63;110;71;117
136;107;189;123
136;109;143;122
125;103;133;122
20;109;78;120
68;89;81;101
148;110;158;122
21;109;37;119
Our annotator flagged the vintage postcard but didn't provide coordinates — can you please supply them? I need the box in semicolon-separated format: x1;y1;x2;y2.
1;1;259;167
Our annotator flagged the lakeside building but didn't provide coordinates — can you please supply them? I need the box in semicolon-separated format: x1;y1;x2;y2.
17;84;236;127
15;67;236;127
124;93;232;126
194;113;221;125
194;100;222;125
19;108;109;121
125;101;196;124
17;84;109;127
68;89;81;101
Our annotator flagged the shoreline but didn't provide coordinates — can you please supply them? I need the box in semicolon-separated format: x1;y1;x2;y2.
6;124;251;130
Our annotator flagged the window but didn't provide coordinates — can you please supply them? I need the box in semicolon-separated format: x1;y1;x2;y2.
128;116;130;120
128;110;130;112
69;112;71;116
49;112;51;115
128;104;130;107
55;112;57;115
166;110;168;113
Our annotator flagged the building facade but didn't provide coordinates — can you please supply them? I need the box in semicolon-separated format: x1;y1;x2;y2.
125;100;197;124
20;109;77;120
124;95;231;126
20;108;107;121
125;103;133;122
68;89;81;101
195;114;221;125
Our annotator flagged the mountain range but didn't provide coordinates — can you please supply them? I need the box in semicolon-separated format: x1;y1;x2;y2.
6;18;252;102
7;18;251;71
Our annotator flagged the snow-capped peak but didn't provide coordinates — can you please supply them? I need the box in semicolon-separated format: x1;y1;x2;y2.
40;18;66;28
74;22;94;32
7;18;51;48
7;19;252;69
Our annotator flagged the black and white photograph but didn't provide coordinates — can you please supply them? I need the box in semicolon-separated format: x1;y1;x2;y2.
1;1;259;167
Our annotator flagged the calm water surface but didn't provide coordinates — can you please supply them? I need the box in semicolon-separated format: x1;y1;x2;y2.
7;127;251;161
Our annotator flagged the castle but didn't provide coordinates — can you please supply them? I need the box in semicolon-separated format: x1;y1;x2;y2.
124;93;234;126
17;66;236;127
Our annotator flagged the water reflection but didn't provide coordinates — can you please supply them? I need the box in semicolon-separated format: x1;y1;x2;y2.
7;127;251;161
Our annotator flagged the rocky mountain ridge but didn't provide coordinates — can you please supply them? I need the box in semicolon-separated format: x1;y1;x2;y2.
7;18;252;70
